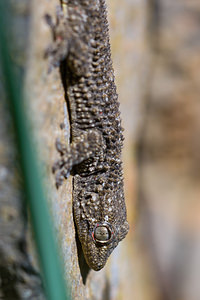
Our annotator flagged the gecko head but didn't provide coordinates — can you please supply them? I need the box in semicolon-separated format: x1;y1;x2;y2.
74;189;129;270
80;220;129;271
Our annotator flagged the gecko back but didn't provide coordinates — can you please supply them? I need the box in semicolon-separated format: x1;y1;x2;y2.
46;0;129;271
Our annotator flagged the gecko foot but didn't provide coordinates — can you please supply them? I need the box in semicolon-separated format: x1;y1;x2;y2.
55;168;70;189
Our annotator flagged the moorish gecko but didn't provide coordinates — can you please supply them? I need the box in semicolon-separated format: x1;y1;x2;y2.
46;0;129;271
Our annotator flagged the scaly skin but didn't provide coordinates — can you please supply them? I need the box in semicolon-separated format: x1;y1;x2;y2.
46;0;129;271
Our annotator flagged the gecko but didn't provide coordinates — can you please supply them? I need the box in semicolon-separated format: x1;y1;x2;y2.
46;0;129;271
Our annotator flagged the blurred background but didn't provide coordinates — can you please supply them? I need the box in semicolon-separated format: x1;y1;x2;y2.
109;0;200;299
0;0;200;299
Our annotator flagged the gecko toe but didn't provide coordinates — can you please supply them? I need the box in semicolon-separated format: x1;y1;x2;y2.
55;138;67;154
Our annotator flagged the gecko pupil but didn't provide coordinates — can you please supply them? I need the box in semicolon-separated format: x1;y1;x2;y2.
94;226;110;241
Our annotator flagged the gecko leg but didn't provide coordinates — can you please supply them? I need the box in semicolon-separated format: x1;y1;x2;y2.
52;129;105;188
44;7;70;72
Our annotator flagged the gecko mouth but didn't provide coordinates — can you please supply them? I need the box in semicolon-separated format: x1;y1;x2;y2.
84;239;115;271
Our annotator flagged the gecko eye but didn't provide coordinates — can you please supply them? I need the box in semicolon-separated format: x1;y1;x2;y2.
92;223;113;245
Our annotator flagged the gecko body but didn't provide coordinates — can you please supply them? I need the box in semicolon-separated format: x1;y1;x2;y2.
47;0;129;271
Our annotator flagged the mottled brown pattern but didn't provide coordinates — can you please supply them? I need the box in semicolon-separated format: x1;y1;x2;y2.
46;0;129;271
